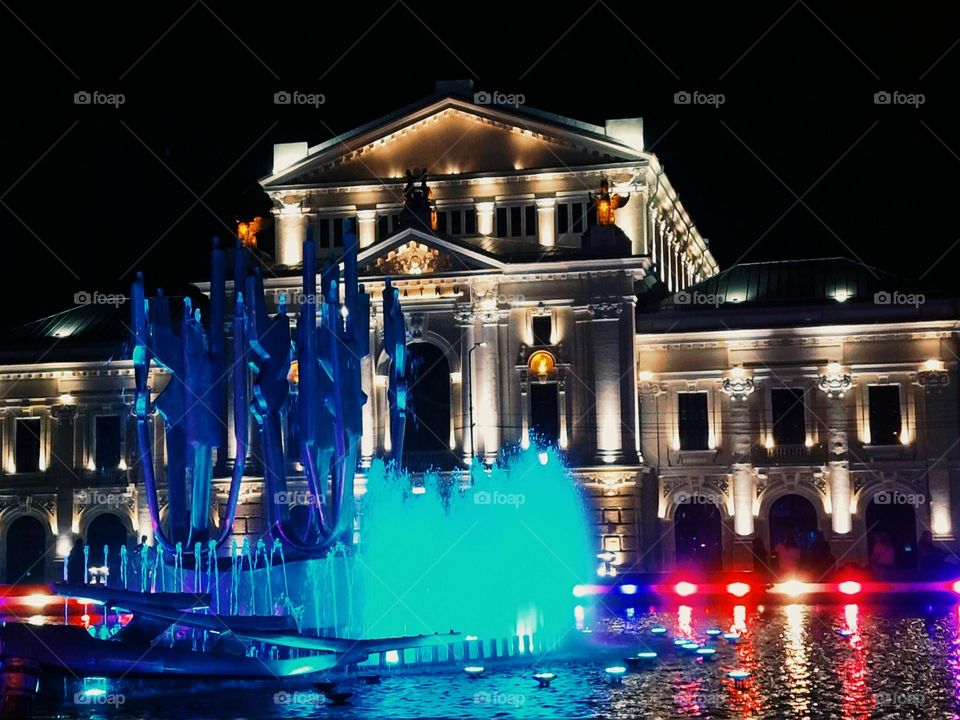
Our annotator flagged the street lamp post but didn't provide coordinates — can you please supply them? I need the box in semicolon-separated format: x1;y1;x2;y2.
467;341;488;461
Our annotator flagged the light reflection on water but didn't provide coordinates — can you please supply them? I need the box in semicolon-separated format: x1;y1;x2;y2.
39;604;960;719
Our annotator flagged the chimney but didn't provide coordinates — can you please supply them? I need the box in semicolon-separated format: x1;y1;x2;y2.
604;118;645;153
272;141;309;175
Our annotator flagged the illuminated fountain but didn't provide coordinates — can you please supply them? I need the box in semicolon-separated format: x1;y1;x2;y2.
358;449;593;651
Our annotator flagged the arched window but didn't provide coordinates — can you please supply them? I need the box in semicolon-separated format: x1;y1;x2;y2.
5;516;47;584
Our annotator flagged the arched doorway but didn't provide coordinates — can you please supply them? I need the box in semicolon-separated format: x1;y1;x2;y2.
768;494;820;576
5;516;47;584
866;498;917;570
674;501;723;571
402;342;452;471
86;514;128;587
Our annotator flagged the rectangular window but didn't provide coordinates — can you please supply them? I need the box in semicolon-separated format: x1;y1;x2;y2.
378;215;389;239
496;207;508;238
15;418;41;473
436;211;448;234
869;385;902;445
509;206;522;237
450;209;462;235
771;388;806;445
391;214;400;233
333;218;344;247
557;203;569;234
464;208;476;235
571;202;583;233
318;218;331;248
532;314;552;345
530;384;559;444
524;205;536;237
678;392;709;451
95;415;122;471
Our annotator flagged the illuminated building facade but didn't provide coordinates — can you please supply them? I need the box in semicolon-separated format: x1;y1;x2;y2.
0;81;956;581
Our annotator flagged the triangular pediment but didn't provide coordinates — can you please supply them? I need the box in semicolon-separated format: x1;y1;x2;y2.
357;227;505;276
263;97;644;188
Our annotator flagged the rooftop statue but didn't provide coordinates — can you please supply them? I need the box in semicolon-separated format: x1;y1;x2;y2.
589;177;630;226
399;167;434;230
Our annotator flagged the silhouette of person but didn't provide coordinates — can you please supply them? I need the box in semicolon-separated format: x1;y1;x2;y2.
66;537;86;585
870;531;896;570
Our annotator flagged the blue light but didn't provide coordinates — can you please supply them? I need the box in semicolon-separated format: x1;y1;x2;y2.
650;626;668;636
619;584;638;595
722;632;741;643
635;651;658;660
705;627;723;637
464;665;485;678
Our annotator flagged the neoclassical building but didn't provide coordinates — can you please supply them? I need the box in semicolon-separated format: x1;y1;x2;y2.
0;81;956;583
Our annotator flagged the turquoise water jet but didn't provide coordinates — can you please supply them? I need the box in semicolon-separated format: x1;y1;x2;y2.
358;446;593;646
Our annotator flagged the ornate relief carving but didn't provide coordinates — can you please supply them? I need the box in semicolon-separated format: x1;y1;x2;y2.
587;301;623;319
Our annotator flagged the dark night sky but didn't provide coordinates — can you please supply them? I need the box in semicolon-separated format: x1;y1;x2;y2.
1;1;958;330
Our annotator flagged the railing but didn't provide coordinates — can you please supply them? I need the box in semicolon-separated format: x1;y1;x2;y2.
751;444;825;465
79;467;131;486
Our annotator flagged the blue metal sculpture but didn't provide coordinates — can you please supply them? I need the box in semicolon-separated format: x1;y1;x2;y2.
132;239;247;551
132;220;402;554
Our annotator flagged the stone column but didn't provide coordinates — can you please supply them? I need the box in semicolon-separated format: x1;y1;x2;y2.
558;373;569;450
356;208;377;250
477;304;501;463
535;197;556;247
589;301;624;463
821;366;854;535
52;405;77;555
275;200;307;266
919;364;953;537
475;200;495;236
455;307;478;461
725;378;756;537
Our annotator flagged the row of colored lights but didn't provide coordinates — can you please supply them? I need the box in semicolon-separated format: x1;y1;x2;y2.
576;578;960;599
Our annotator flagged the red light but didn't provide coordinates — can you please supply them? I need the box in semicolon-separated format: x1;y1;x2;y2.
674;581;697;597
838;581;861;596
952;580;960;595
726;582;751;597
